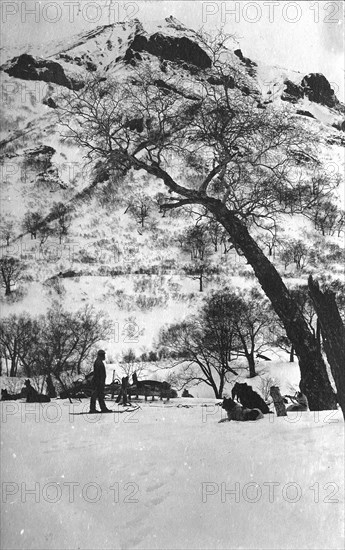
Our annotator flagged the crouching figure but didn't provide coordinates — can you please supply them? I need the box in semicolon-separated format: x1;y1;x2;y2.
219;397;264;422
285;391;308;412
24;380;50;403
1;389;22;401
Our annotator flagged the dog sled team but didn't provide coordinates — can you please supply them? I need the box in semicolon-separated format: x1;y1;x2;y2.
220;381;309;423
1;349;309;421
1;379;51;403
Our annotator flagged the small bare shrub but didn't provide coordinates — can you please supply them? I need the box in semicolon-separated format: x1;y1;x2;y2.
259;375;280;402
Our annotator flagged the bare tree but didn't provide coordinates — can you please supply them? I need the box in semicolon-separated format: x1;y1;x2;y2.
313;200;341;236
206;218;223;252
51;202;71;243
119;348;144;379
157;288;271;397
0;305;108;400
228;288;273;377
35;303;113;382
335;210;345;237
159;316;239;399
183;224;211;261
0;314;38;376
220;230;236;255
22;211;44;239
71;305;114;374
183;259;219;292
0;256;26;296
0;304;113;395
180;223;218;291
126;192;151;228
37;222;54;247
56;34;340;409
0;216;15;247
280;239;310;272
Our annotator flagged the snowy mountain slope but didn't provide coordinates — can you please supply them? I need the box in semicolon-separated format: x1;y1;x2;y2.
0;16;344;366
1;16;344;114
1;16;343;154
1;16;343;218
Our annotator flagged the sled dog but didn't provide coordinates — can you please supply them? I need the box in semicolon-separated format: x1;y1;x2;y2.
220;397;264;422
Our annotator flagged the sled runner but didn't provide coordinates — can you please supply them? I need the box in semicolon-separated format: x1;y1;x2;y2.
69;406;140;416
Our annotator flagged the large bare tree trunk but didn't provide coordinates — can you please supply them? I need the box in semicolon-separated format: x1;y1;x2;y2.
10;357;17;377
5;279;11;296
247;353;257;378
206;199;337;410
217;376;225;400
308;276;344;419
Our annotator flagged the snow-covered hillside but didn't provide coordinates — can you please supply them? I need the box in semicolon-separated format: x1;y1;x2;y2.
1;17;344;361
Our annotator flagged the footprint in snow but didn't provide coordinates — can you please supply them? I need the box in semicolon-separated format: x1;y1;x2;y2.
146;481;166;492
138;470;151;477
150;493;168;505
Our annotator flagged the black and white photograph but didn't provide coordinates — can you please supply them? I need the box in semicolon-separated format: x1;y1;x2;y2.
0;1;344;549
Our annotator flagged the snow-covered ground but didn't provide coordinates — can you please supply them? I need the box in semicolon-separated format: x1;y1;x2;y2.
1;361;344;550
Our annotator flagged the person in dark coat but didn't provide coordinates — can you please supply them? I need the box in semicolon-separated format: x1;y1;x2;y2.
89;350;110;413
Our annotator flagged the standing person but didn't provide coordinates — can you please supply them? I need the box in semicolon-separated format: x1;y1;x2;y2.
89;350;111;413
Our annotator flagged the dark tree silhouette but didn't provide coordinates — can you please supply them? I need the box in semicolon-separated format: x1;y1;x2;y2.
0;314;37;376
22;211;44;239
0;305;113;385
308;277;345;420
51;202;71;243
0;257;26;296
0;217;15;247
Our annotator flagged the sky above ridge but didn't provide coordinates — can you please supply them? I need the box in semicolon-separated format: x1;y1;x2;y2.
0;0;344;98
